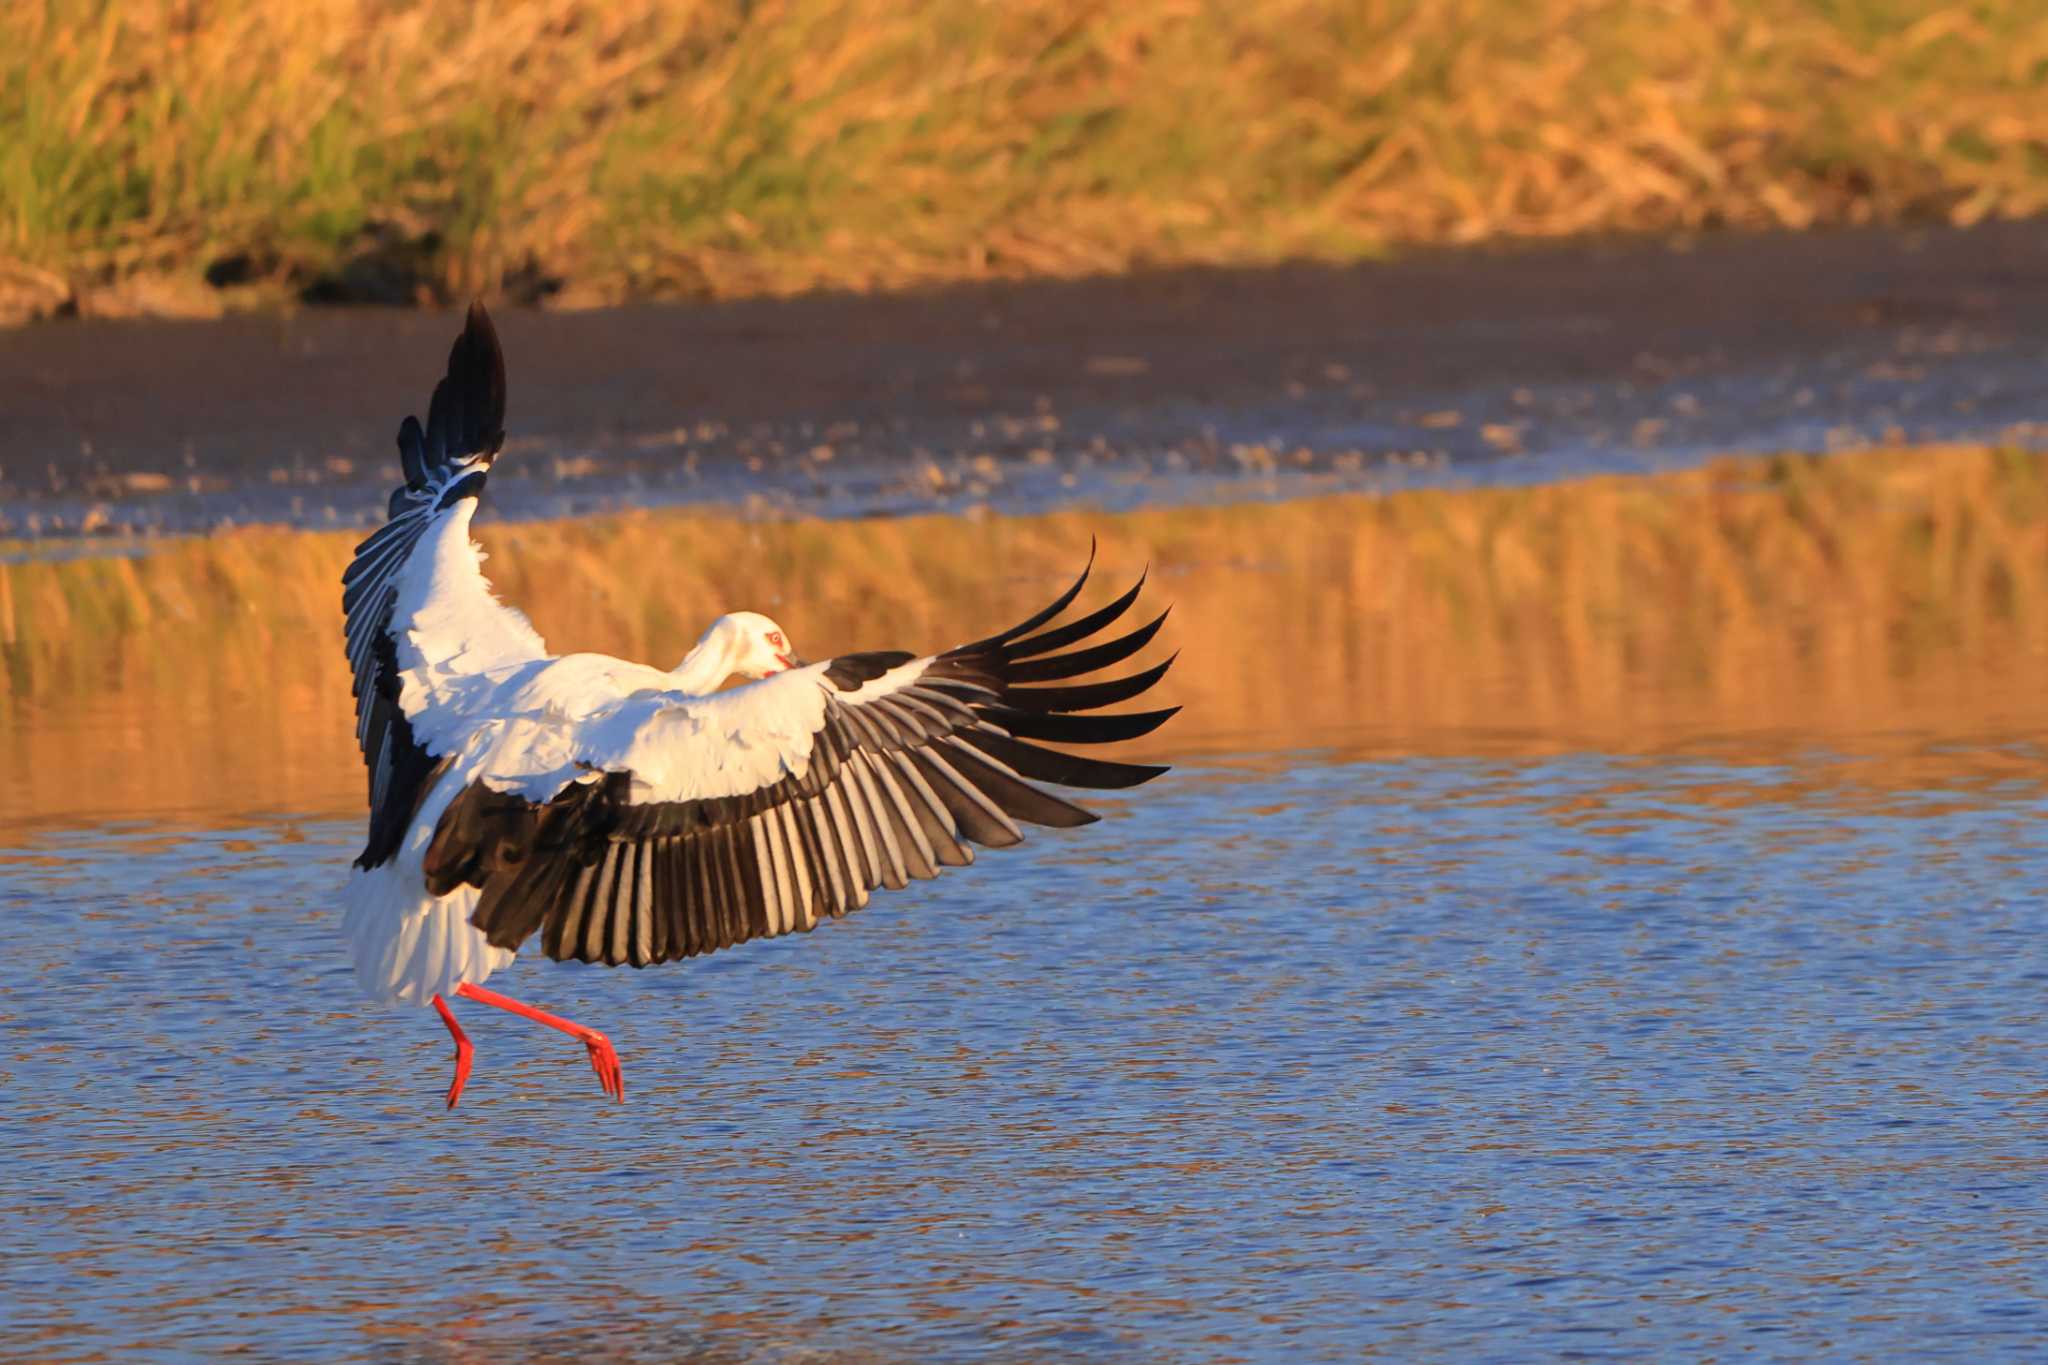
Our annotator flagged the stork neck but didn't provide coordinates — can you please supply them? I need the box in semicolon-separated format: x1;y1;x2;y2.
670;631;736;693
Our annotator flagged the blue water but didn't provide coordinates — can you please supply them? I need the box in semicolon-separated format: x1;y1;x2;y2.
3;752;2045;1361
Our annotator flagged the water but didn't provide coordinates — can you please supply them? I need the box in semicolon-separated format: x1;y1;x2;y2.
5;749;2045;1360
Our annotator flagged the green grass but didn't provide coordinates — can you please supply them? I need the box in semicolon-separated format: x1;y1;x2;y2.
3;2;2048;321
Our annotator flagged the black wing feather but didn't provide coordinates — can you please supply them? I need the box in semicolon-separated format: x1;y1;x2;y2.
341;304;509;869
438;553;1176;967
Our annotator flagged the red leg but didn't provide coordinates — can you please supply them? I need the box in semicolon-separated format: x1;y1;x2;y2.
455;983;624;1102
432;994;474;1110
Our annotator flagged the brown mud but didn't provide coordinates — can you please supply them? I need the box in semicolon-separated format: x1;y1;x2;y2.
7;223;2048;536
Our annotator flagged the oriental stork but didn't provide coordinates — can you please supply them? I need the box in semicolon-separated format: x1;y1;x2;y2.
340;304;1178;1107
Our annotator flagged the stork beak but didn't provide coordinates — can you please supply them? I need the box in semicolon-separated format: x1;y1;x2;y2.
776;653;801;670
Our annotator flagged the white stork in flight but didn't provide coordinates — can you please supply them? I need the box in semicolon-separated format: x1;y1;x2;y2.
340;305;1178;1107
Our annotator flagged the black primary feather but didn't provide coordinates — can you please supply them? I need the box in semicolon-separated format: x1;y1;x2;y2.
342;303;511;868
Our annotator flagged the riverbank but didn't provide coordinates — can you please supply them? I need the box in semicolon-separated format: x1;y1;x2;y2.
10;221;2048;539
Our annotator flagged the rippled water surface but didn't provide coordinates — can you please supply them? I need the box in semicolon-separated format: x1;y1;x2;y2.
4;748;2046;1361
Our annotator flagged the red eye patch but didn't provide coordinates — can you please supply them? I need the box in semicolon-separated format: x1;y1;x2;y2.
768;631;784;647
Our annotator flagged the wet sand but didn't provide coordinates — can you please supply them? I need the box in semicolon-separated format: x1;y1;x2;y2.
7;222;2048;535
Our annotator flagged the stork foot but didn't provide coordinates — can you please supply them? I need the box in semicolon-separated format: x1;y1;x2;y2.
432;994;475;1110
577;1027;624;1102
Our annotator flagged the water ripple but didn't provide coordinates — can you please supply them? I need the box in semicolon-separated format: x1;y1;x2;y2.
2;754;2044;1360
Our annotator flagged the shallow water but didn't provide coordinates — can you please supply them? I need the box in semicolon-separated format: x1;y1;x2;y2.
5;748;2046;1360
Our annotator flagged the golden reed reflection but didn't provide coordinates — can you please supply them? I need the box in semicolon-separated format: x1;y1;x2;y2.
6;444;2048;827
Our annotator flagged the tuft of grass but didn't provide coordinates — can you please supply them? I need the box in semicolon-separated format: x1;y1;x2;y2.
10;444;2048;824
4;2;2048;320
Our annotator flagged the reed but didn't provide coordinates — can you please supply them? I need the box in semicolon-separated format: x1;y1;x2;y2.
7;444;2048;827
5;2;2047;321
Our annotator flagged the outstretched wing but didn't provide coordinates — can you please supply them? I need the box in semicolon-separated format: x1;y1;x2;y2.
341;303;545;869
425;555;1177;967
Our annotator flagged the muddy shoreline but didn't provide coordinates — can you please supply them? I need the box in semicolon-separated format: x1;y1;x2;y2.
6;223;2048;536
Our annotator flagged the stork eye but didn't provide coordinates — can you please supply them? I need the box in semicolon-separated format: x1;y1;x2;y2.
768;631;784;647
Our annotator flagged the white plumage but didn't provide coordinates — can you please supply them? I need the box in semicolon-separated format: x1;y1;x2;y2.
338;304;1178;1106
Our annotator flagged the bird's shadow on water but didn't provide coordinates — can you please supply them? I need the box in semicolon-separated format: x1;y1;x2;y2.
361;1323;871;1365
367;1324;1125;1365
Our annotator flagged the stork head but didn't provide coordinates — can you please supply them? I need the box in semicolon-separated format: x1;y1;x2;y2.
674;611;801;689
722;610;801;678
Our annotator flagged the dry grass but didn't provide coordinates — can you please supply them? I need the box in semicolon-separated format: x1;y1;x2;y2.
5;2;2048;321
8;444;2048;825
